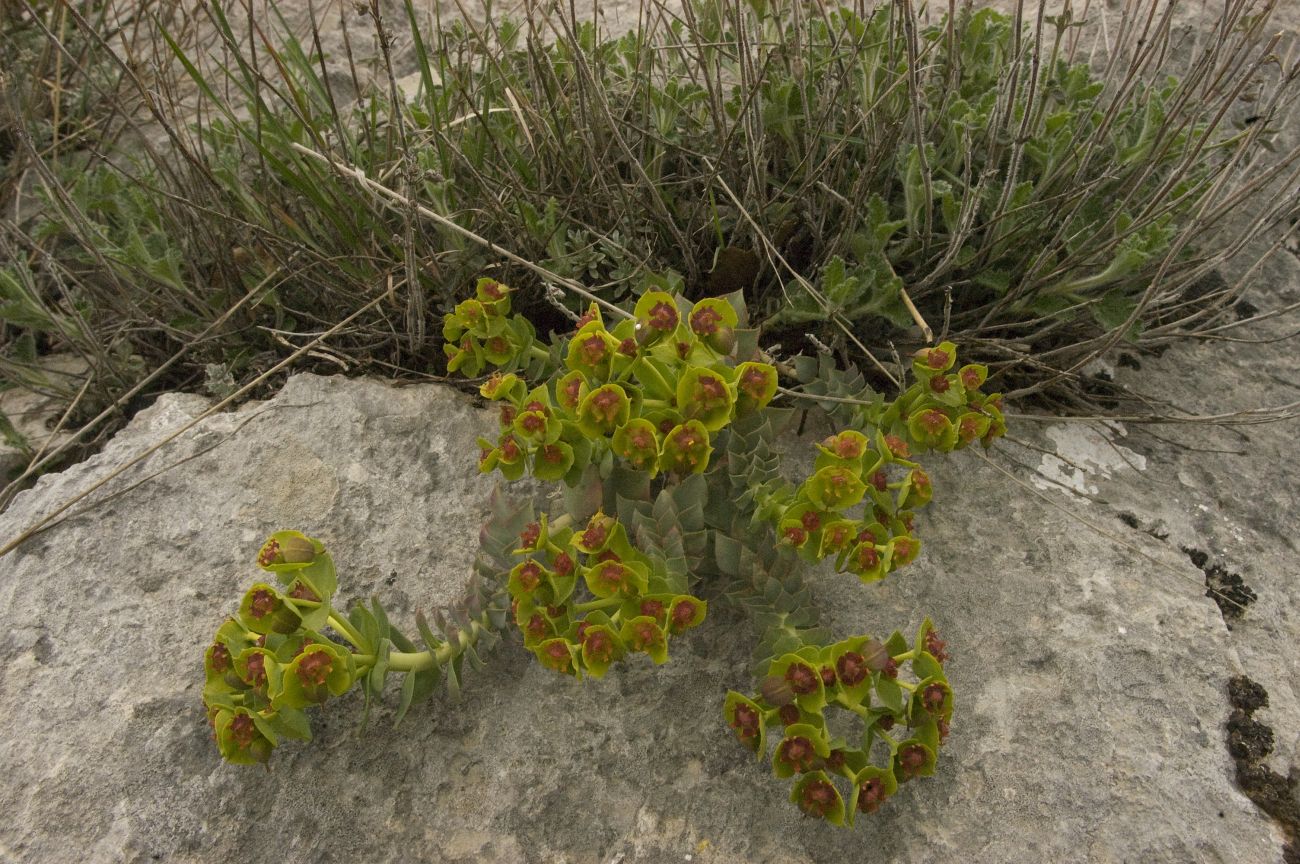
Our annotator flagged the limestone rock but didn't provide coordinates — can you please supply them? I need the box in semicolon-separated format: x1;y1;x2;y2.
0;370;1285;863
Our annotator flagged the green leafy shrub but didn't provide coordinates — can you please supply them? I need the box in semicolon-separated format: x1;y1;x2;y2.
203;277;1004;824
4;0;1294;440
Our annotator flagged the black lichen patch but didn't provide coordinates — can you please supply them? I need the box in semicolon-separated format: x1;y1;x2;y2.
1229;676;1269;713
1183;548;1256;628
1225;676;1300;863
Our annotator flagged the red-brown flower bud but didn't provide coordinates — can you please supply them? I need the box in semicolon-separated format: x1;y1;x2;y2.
925;629;949;663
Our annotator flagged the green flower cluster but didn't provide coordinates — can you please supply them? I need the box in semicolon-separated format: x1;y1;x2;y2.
442;277;541;376
509;511;706;677
760;428;927;584
724;620;953;825
203;531;354;764
884;342;1007;453
757;342;1001;588
471;288;779;484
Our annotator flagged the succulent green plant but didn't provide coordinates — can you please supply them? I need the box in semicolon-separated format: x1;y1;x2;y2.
202;275;1004;825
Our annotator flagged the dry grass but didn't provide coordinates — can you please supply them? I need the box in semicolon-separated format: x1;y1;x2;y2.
1;0;1298;501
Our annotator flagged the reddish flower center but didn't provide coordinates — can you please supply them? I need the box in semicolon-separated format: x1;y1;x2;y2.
210;643;231;672
648;302;679;331
827;434;863;459
858;777;886;813
799;779;837;816
517;561;543;591
639;599;665;621
249;589;277;619
930;375;950;393
553;552;574;576
739;367;770;399
696;375;726;404
257;540;281;568
690;306;722;336
245;652;267;687
584;630;613;662
289;581;319;602
562;377;582;407
581;519;609;549
630;622;658;650
919;410;947;435
520;522;541;549
590;390;622;422
836;652;868;687
780;736;816;772
597;563;625;592
926;348;950;369
899;744;927;776
785;662;819;695
296;650;333;687
884;435;910;458
732;704;760;739
800;511;822;532
230;714;257;748
670;600;697;629
580;334;608;365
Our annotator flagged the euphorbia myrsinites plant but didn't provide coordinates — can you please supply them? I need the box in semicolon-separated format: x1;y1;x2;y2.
203;277;1005;825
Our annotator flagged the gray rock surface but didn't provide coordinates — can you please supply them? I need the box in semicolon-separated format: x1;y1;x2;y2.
1;349;1294;862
